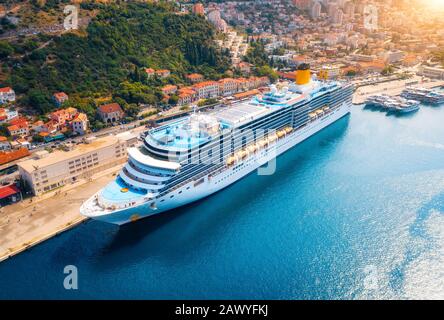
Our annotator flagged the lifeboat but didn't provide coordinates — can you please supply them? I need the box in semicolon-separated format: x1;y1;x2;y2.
268;134;278;143
285;127;293;134
309;112;316;118
277;130;286;138
239;150;248;159
226;155;236;166
323;106;330;111
258;139;268;148
247;145;257;153
316;109;323;115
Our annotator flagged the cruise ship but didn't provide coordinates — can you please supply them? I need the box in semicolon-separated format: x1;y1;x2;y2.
81;66;353;225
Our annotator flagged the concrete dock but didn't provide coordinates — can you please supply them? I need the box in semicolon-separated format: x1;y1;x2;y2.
0;165;122;263
353;77;444;105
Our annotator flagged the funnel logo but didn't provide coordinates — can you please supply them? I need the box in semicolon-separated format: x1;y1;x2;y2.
363;5;378;31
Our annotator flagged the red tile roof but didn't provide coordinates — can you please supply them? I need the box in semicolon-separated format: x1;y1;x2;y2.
0;87;13;93
53;92;68;101
0;184;20;199
98;103;123;114
0;148;30;165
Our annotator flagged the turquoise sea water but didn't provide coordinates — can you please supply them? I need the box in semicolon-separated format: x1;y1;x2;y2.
0;105;443;299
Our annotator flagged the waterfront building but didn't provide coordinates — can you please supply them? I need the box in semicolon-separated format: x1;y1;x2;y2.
18;133;136;196
218;78;238;96
419;66;444;80
0;184;22;206
177;87;198;106
192;81;220;99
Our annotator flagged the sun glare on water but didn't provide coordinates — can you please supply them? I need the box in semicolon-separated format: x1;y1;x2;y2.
428;0;444;8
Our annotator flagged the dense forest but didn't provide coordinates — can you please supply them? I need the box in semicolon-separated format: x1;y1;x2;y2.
0;1;231;121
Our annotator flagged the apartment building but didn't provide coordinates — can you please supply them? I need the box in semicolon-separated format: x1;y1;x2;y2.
193;81;220;99
419;66;444;80
218;78;238;96
18;133;136;196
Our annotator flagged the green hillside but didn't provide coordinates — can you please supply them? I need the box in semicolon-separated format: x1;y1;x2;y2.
1;1;230;115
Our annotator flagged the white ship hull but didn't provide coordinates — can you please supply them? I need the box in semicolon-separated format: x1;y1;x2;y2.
81;102;351;225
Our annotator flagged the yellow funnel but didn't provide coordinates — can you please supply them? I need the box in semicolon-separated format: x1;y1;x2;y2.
296;69;311;85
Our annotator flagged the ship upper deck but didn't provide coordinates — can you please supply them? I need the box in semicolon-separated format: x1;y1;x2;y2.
145;80;344;152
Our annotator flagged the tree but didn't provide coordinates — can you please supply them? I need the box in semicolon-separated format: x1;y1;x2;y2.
381;65;394;76
168;95;179;106
0;41;13;59
255;65;278;82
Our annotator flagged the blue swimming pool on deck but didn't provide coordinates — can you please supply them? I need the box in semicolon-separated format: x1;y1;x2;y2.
100;177;146;202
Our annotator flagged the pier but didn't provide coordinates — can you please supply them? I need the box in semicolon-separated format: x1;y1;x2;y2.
0;165;122;263
352;77;444;105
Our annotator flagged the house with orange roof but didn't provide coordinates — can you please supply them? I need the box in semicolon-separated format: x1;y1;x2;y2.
192;81;219;99
0;87;15;104
50;107;77;128
186;73;204;83
52;92;69;107
177;87;197;106
97;103;124;124
0;136;11;151
155;69;171;78
71;113;89;135
7;122;29;138
236;62;252;75
161;85;178;96
145;68;155;78
218;78;238;96
9;117;28;127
